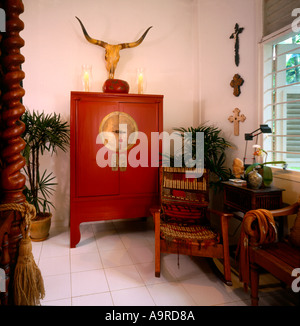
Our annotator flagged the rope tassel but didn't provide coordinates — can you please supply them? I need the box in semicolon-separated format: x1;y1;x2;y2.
14;238;45;305
0;202;45;305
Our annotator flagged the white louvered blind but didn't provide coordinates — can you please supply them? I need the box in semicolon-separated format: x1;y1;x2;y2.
263;32;300;171
263;0;300;36
286;93;300;158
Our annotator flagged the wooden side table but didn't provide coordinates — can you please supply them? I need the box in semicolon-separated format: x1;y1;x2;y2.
222;181;285;238
222;181;285;213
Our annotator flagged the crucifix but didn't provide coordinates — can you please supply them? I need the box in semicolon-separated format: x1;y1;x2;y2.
230;73;244;97
230;23;244;67
228;108;246;136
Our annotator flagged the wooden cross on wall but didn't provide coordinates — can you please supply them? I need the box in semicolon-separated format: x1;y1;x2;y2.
230;23;244;67
230;74;244;97
228;108;246;136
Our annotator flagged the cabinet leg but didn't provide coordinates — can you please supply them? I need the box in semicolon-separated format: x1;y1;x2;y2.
70;221;81;248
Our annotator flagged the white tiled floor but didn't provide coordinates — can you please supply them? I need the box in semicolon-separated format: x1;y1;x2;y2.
31;217;299;306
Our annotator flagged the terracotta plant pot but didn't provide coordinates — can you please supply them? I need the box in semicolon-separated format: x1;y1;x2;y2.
30;212;52;241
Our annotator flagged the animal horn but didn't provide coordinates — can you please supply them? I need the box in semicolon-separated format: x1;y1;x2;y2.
119;26;152;49
75;16;107;48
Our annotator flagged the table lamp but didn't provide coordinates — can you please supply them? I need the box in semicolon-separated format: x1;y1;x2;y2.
243;124;272;165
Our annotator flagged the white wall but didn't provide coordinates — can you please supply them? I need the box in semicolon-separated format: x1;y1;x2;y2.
197;0;299;209
21;0;199;131
20;0;299;226
198;0;260;165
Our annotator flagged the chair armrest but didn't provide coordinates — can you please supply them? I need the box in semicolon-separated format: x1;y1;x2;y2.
269;202;299;217
150;206;161;215
207;208;233;219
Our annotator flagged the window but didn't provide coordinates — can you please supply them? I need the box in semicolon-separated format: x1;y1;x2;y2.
263;32;300;171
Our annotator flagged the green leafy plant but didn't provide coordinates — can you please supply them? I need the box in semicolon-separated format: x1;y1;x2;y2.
169;123;233;183
244;161;287;175
21;109;70;214
244;160;286;187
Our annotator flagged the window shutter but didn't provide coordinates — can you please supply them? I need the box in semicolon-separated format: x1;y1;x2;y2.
264;0;300;36
262;33;300;171
286;94;300;158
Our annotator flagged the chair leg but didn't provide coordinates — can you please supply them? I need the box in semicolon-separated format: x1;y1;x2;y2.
221;214;232;285
223;248;232;285
250;262;259;306
155;247;161;277
154;211;161;277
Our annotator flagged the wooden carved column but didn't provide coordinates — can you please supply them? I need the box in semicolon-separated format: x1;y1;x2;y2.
0;0;26;305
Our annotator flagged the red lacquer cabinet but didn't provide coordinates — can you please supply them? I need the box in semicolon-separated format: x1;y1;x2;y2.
70;92;163;247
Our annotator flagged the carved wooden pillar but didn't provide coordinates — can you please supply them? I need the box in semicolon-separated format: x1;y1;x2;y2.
0;0;26;305
0;229;11;305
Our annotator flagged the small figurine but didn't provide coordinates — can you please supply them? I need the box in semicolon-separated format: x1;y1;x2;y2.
232;158;244;178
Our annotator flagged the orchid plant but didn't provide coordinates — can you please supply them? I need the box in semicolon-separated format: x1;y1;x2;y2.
253;144;267;162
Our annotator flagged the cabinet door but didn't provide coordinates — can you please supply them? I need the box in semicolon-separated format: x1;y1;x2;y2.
76;99;120;197
119;102;159;195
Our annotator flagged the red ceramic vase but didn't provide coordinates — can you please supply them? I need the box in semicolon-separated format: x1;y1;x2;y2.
102;79;130;93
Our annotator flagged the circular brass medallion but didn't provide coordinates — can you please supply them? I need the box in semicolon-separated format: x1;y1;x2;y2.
99;111;138;152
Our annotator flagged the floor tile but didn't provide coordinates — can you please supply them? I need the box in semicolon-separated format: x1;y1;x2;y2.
42;298;72;306
72;292;113;306
111;286;155;306
179;274;232;306
39;229;70;258
47;226;70;245
119;231;152;249
70;237;99;255
105;265;145;291
31;241;42;263
71;269;109;297
71;251;103;272
41;274;71;303
127;245;154;264
40;242;70;259
147;282;196;306
135;261;177;285
95;230;126;252
39;255;70;276
162;255;209;281
100;248;133;268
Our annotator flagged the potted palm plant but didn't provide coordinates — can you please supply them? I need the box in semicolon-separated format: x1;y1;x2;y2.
171;123;233;186
21;109;70;241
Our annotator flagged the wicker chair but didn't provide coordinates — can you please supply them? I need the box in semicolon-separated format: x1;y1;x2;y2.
151;167;233;285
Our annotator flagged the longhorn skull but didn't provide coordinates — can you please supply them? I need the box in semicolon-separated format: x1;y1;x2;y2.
76;17;152;79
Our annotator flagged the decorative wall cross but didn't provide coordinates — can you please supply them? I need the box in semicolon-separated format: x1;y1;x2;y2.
228;108;246;136
230;74;244;97
230;23;244;66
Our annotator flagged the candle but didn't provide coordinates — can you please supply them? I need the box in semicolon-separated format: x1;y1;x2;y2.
82;65;92;92
138;72;143;94
84;71;89;92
